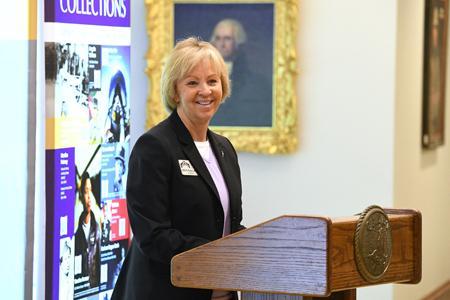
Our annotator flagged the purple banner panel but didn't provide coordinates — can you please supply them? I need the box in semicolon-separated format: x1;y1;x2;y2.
45;0;130;27
46;147;76;300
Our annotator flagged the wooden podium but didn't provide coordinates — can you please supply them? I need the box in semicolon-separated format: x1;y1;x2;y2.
171;207;421;299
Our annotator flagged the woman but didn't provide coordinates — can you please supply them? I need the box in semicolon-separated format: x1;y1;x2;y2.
112;37;245;300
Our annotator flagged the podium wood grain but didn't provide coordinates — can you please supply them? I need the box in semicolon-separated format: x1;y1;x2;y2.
172;216;330;296
171;209;421;297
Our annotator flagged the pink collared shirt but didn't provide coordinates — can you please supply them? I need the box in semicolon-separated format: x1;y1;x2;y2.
194;140;230;237
195;140;233;300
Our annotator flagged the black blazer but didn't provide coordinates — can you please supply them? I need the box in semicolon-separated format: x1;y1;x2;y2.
112;111;244;300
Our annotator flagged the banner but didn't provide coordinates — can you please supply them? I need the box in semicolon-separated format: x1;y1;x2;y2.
45;0;130;27
44;1;131;299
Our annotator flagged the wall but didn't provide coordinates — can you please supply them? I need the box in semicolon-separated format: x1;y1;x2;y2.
0;0;36;298
394;0;450;299
131;0;397;299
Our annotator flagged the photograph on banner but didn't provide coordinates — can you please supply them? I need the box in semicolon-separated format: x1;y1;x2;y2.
45;42;103;145
101;142;130;199
101;199;130;246
74;144;102;298
59;237;75;300
45;43;131;146
101;45;131;144
99;202;130;292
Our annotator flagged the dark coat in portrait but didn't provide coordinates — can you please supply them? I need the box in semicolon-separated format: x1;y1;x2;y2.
211;49;273;127
111;111;244;300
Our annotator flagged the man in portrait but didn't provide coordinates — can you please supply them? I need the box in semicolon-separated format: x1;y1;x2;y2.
210;18;273;127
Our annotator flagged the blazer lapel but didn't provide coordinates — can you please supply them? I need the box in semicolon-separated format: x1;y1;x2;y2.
169;111;220;201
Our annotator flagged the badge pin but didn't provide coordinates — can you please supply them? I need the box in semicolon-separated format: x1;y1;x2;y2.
178;160;198;176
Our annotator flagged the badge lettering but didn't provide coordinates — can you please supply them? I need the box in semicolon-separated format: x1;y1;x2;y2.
178;160;198;176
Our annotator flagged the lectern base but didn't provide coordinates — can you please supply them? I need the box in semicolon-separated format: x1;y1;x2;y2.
304;289;356;300
241;292;301;300
242;289;356;300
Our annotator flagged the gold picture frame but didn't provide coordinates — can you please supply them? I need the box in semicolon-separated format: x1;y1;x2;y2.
145;0;298;154
422;0;448;149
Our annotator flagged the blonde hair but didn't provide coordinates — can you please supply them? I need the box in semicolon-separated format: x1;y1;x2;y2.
161;37;230;112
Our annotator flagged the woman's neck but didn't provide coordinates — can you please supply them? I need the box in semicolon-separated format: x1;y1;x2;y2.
188;125;208;142
177;108;209;141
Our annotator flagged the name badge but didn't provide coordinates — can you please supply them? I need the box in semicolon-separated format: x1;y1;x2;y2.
178;160;198;176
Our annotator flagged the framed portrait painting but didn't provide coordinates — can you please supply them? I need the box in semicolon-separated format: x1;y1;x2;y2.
145;0;298;154
423;0;449;149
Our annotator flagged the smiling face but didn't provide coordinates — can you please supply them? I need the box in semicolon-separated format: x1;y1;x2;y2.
175;59;223;132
